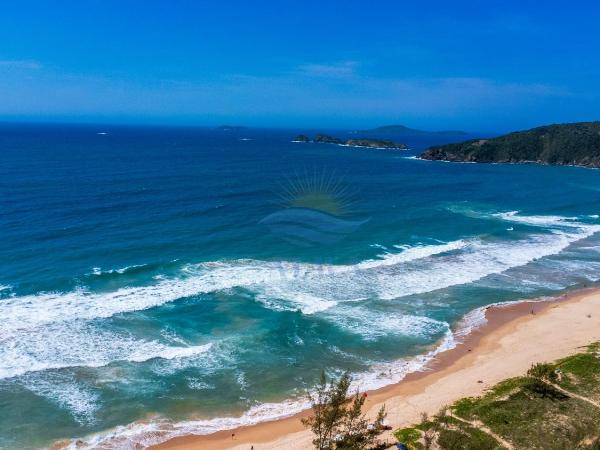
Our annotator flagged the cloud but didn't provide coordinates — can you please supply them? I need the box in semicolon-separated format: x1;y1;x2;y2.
296;61;359;79
194;73;570;119
0;60;43;70
0;61;577;129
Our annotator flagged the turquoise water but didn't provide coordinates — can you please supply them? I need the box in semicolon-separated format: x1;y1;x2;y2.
1;124;600;448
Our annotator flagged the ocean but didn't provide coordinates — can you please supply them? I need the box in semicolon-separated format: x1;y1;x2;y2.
1;123;600;449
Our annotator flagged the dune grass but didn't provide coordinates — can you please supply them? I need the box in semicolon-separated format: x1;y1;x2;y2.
394;343;600;449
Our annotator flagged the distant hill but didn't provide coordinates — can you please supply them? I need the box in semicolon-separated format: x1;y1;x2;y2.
216;125;248;131
363;125;468;136
419;121;600;168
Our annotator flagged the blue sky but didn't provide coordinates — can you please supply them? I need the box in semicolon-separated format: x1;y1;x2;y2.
1;0;599;131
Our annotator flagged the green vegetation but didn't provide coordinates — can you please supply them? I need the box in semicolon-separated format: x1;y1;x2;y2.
419;121;600;167
436;422;501;450
302;372;388;450
314;134;344;145
293;134;311;142
394;427;421;447
556;347;600;403
395;343;600;449
345;138;408;149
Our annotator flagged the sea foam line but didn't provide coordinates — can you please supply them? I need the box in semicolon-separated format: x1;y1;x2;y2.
90;264;148;276
1;213;598;388
64;330;458;450
0;237;472;334
44;213;600;448
1;213;598;334
62;290;575;449
0;320;213;379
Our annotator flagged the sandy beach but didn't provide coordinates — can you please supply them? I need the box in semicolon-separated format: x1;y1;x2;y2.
153;288;600;450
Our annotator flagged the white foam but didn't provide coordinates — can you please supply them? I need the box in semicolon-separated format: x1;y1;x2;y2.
494;211;580;227
324;306;450;340
374;231;595;300
64;396;313;449
350;330;458;392
69;309;490;448
2;213;598;385
0;238;469;337
357;240;467;270
2;215;598;337
369;243;389;250
90;264;147;276
0;275;239;336
21;372;100;424
59;254;600;447
255;289;338;314
453;297;555;338
0;322;212;379
64;331;458;449
186;378;215;391
38;212;600;448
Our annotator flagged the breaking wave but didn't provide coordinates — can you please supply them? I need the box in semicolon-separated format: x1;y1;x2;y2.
1;212;598;380
0;320;212;379
63;331;459;449
1;211;598;448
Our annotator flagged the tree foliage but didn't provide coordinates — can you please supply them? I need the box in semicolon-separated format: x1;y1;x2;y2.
527;362;558;383
525;362;567;398
302;372;387;450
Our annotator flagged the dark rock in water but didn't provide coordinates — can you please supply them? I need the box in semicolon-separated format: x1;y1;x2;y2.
314;134;344;145
419;122;600;168
345;138;407;149
292;134;311;143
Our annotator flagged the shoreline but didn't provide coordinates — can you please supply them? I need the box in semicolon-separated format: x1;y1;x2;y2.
152;287;600;450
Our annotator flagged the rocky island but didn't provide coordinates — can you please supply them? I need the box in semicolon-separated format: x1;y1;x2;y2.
293;134;407;150
419;121;600;168
314;134;344;145
291;134;311;143
345;138;408;149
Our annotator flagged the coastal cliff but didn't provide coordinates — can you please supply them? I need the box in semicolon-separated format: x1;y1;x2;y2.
419;122;600;167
